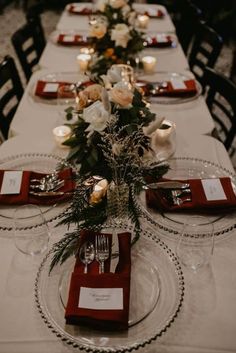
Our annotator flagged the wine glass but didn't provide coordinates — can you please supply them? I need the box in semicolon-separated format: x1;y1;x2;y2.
13;204;49;257
56;83;77;125
176;216;214;271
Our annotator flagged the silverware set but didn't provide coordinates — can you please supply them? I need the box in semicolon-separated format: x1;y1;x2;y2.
144;181;192;206
79;236;110;274
29;172;65;196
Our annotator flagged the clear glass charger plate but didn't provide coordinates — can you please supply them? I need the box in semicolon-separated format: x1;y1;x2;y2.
136;157;236;240
34;227;184;352
28;71;88;106
137;71;202;104
0;153;74;231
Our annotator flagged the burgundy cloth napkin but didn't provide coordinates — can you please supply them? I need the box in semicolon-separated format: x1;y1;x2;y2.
146;35;173;48
143;9;165;18
138;79;197;97
57;34;89;46
35;80;75;99
0;168;75;205
146;177;236;213
65;230;131;330
68;5;94;14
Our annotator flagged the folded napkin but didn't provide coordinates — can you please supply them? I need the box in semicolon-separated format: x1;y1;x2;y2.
57;34;88;46
138;79;197;97
143;9;165;18
35;80;75;99
146;177;236;213
0;168;75;205
65;230;131;330
67;5;93;14
146;35;173;48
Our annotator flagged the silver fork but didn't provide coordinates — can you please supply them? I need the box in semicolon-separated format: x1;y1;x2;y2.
95;235;109;274
172;196;192;206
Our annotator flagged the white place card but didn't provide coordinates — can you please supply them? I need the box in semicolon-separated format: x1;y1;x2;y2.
156;34;168;43
62;35;75;42
43;83;59;93
73;4;83;11
170;77;187;90
78;287;123;310
201;178;227;201
0;171;23;195
147;8;157;16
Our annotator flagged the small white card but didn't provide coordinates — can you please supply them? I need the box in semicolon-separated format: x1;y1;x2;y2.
43;83;59;93
62;35;75;42
170;77;187;90
156;34;168;43
73;4;83;11
147;8;157;16
78;287;123;310
201;178;227;201
0;171;23;195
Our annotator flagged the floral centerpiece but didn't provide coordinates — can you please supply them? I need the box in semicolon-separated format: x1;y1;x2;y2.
50;68;168;270
88;0;144;75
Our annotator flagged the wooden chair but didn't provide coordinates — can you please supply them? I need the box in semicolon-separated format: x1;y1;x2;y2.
11;17;45;82
175;0;203;54
0;56;24;140
188;21;223;87
203;66;236;156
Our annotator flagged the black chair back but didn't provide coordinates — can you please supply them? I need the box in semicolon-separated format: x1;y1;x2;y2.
189;21;223;87
0;56;24;139
175;0;203;54
203;66;236;155
11;18;45;82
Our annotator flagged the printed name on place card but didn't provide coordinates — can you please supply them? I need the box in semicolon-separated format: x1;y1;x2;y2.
0;171;23;195
170;77;187;90
43;83;59;93
201;178;227;201
78;287;123;310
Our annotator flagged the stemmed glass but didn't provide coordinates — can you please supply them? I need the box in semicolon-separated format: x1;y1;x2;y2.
56;83;77;125
176;216;215;271
13;204;50;257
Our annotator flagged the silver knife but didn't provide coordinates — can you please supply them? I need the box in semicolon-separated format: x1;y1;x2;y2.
144;181;190;190
29;191;73;197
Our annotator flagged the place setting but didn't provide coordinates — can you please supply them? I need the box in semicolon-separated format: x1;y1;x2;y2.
0;153;76;231
136;71;202;104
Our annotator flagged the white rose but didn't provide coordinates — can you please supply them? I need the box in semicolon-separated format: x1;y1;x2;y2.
89;21;107;39
83;101;110;136
109;0;127;9
128;11;137;26
121;4;131;18
107;65;123;83
111;23;131;48
96;0;108;12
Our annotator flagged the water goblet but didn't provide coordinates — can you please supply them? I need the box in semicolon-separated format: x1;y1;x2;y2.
176;215;214;271
13;204;49;257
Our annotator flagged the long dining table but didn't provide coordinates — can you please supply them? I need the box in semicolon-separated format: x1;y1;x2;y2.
0;3;236;353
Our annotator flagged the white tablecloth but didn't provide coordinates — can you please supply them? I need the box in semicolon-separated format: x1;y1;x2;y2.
1;3;236;353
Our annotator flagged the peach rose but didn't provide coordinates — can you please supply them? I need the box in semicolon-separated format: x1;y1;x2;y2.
84;84;103;101
110;82;133;107
76;91;89;110
90;21;107;39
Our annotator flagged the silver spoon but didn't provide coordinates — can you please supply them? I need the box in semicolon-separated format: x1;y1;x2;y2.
79;241;95;274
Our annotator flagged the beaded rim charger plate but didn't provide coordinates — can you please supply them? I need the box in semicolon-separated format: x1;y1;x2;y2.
34;227;184;352
136;157;236;240
0;153;74;231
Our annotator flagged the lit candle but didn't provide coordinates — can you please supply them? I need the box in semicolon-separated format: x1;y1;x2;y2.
137;14;149;29
52;125;72;147
77;53;91;72
79;47;95;55
151;120;176;160
89;179;108;204
141;56;157;74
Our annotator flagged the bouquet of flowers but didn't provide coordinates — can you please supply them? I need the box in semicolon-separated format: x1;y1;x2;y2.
88;0;144;75
50;69;169;270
